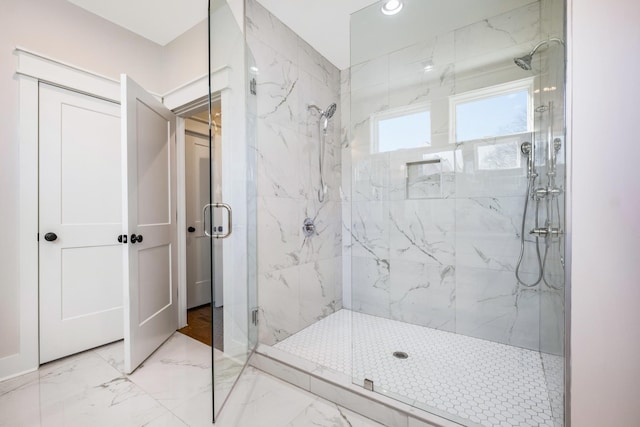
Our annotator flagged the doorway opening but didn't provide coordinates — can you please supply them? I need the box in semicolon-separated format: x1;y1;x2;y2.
177;100;224;353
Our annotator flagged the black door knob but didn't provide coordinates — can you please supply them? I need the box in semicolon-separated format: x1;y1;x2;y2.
131;234;143;244
188;226;196;233
117;234;128;244
44;232;58;242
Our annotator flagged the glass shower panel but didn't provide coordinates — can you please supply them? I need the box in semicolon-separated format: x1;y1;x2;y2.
209;0;258;421
349;0;566;425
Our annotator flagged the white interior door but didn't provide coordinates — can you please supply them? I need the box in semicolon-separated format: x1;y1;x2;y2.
121;75;177;374
185;131;212;309
39;83;123;364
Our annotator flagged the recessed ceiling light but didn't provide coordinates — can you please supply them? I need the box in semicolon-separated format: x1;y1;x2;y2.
381;0;403;16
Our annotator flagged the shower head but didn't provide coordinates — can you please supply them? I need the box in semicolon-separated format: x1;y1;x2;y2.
308;103;337;119
324;103;337;119
514;54;533;71
514;37;565;71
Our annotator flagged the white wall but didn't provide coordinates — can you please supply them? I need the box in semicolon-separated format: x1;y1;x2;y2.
569;0;640;425
0;0;163;365
0;0;208;377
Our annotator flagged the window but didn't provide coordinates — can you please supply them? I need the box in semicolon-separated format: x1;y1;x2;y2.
450;79;533;143
372;104;431;153
476;140;522;170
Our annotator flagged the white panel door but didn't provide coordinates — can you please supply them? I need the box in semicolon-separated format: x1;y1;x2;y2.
121;75;177;374
185;132;212;309
39;83;123;364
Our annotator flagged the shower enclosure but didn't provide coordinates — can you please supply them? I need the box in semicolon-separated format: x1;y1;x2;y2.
254;0;567;426
347;0;566;425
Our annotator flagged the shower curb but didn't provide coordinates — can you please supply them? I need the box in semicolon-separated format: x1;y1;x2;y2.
250;344;470;427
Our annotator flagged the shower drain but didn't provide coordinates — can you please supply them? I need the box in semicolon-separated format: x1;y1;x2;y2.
393;351;409;359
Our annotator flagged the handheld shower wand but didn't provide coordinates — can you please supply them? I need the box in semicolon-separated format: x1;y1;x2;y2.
308;102;337;202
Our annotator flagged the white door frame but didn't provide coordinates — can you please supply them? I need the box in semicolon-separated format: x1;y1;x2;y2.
8;46;232;380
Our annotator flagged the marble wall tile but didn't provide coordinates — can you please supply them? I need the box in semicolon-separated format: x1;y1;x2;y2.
249;36;299;130
389;200;455;267
389;33;455;83
454;2;541;63
456;266;540;350
299;259;340;327
258;266;301;345
246;0;298;61
258;196;301;274
298;38;340;90
389;259;456;332
343;1;564;356
351;256;391;318
352;154;390;202
256;121;305;199
351;201;390;261
351;56;389;93
454;196;540;276
350;83;389;141
388;64;455;111
249;1;343;346
540;286;564;355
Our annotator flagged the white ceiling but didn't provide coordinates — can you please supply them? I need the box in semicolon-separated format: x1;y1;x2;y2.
66;0;377;68
66;0;534;70
66;0;208;46
255;0;379;69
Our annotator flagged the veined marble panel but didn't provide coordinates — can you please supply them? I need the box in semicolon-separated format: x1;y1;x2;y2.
388;64;456;111
258;196;301;274
352;154;390;202
456;266;540;350
350;83;389;143
540;285;565;356
351;55;389;93
299;258;340;327
249;35;299;130
351;256;391;318
454;2;541;63
259;266;301;345
389;259;456;332
351;200;390;260
389;32;455;83
389;199;455;266
298;38;340;90
256;120;306;199
246;0;298;62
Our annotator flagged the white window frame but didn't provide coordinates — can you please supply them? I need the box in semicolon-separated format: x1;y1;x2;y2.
370;102;431;153
448;77;535;144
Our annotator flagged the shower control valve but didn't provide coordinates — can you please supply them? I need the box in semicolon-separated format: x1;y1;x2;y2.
530;227;563;238
302;218;317;237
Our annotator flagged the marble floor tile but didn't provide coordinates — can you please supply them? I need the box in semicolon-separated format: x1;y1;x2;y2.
0;332;385;427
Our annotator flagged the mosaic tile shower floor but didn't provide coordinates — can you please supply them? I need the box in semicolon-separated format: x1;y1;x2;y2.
274;310;563;427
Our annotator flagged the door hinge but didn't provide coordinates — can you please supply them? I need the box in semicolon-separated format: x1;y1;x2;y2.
251;308;259;326
249;78;257;96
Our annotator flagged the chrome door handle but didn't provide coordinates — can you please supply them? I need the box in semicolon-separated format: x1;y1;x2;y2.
203;203;232;239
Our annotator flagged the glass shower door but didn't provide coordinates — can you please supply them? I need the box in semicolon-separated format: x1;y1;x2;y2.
208;0;258;421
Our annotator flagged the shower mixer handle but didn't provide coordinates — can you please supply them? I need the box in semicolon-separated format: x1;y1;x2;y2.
533;186;563;199
530;227;563;238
